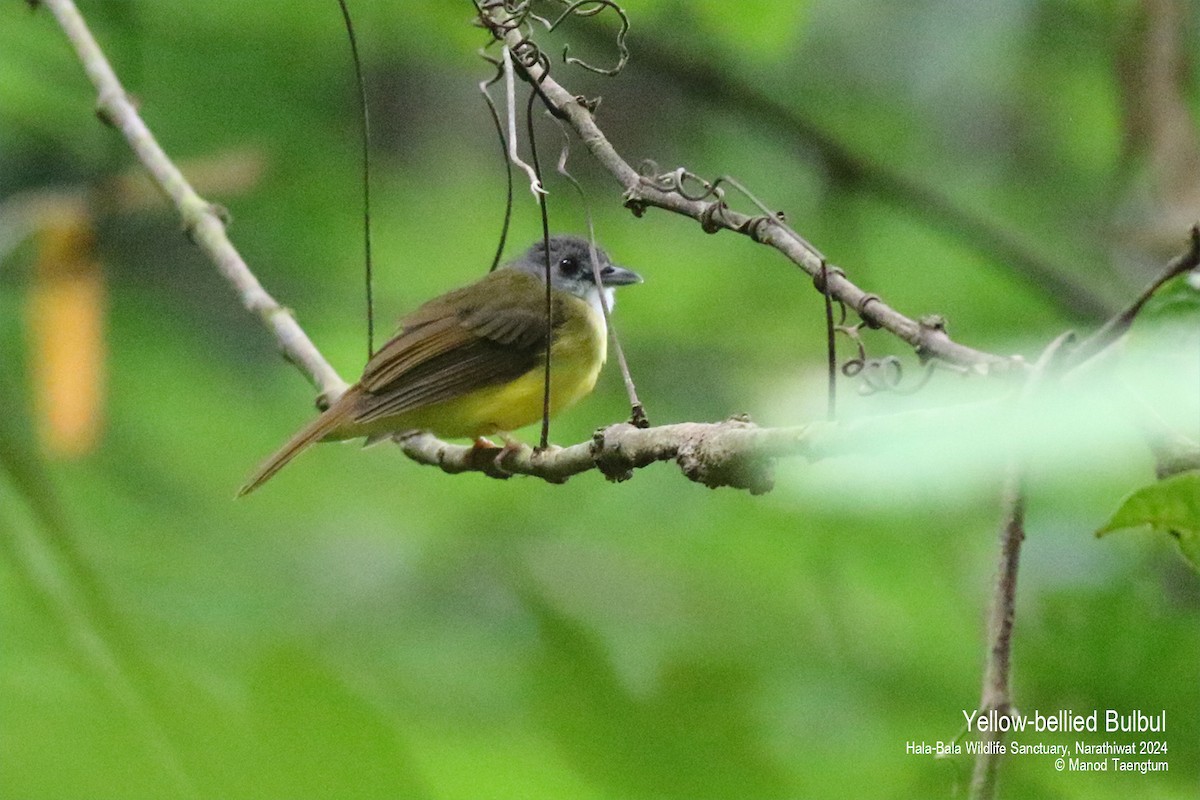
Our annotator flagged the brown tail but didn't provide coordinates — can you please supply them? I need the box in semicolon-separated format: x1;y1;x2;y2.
237;389;359;497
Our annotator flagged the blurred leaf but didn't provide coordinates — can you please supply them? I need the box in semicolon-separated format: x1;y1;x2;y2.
693;0;810;60
1097;471;1200;573
525;591;790;800
246;646;431;799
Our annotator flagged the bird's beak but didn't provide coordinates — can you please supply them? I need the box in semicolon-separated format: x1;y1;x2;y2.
598;263;642;286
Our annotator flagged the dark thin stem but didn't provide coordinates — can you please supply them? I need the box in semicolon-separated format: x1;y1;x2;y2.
821;261;837;420
590;228;647;426
479;75;514;272
553;120;648;426
1067;223;1200;368
969;465;1025;800
335;0;375;359
526;88;554;450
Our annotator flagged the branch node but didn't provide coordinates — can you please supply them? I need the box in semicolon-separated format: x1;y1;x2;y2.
591;426;635;483
919;313;947;333
678;415;775;494
622;186;648;217
855;293;884;327
313;390;336;413
208;202;232;226
115;89;141;112
915;314;948;361
698;201;730;234
94;104;116;128
742;214;777;243
530;444;569;483
812;264;845;293
488;444;520;479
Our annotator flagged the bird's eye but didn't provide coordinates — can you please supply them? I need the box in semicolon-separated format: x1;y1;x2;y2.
558;256;580;276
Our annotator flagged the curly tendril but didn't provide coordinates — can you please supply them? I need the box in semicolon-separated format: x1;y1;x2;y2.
475;0;629;78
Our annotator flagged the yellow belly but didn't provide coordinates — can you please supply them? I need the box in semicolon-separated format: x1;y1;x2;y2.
369;295;606;439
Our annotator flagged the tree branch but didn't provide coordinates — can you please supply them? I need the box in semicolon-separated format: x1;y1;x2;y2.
39;0;348;402
397;399;1012;490
969;460;1025;800
968;331;1075;800
398;416;834;493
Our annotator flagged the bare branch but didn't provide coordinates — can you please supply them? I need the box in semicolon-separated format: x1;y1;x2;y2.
503;45;547;197
39;0;348;402
397;416;841;493
395;401;1007;490
968;331;1075;800
969;460;1026;800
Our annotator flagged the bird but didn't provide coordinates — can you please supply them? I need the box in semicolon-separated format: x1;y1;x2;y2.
238;234;641;495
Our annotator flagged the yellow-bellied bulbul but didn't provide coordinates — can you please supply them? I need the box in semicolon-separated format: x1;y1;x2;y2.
238;235;640;495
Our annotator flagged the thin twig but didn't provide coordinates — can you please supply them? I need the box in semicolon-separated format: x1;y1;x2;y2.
968;331;1075;800
478;59;514;272
969;462;1025;800
334;0;376;359
504;45;546;197
820;261;837;420
527;89;555;450
41;0;348;402
1066;223;1200;369
554;121;647;425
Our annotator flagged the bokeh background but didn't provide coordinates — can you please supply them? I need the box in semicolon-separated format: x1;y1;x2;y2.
1;1;1197;798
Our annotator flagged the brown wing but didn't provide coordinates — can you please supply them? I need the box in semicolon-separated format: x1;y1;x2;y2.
353;271;552;424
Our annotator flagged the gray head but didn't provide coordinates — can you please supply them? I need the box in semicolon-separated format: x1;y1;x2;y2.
507;235;641;311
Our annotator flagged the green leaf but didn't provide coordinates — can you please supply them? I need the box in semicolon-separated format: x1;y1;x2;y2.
1097;472;1200;573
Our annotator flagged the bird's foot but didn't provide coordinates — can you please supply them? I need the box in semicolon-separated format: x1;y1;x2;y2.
491;435;532;475
465;436;523;478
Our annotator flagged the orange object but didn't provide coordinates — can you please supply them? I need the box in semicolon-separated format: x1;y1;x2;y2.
27;206;106;458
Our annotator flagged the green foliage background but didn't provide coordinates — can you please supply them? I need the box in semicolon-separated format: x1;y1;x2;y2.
1;1;1197;798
